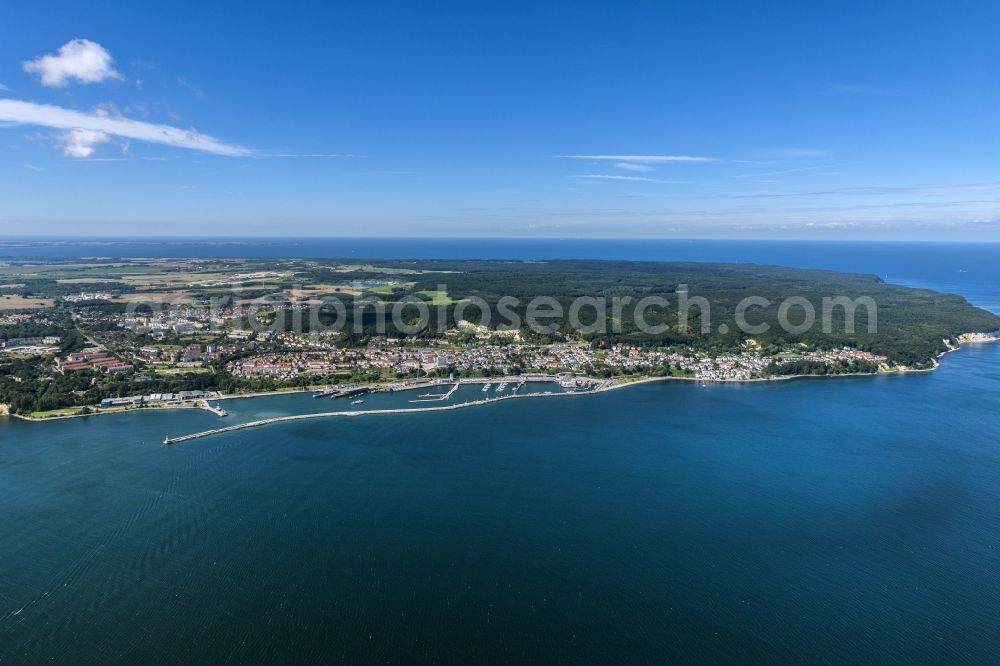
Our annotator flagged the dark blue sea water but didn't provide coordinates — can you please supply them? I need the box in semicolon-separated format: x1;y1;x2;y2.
1;240;999;662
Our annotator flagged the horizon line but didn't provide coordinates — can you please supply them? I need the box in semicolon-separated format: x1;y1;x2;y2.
1;235;999;245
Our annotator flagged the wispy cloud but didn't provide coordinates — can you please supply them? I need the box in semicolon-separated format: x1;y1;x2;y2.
0;83;10;92
912;182;1000;194
23;39;122;87
752;148;830;159
721;181;1000;199
561;154;717;163
613;162;654;172
572;174;676;184
0;99;250;156
176;77;204;97
734;164;851;179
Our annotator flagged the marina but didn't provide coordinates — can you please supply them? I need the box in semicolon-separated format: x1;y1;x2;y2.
163;383;598;445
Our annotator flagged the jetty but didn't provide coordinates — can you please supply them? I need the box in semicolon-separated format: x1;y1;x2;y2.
199;400;228;417
409;382;460;403
163;387;589;445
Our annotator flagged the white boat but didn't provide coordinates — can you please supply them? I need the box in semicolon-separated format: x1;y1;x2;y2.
482;383;491;392
351;399;365;405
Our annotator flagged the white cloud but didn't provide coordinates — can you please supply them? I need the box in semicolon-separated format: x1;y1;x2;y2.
0;83;10;92
614;162;654;172
562;154;717;163
57;128;111;157
0;99;250;157
23;39;122;87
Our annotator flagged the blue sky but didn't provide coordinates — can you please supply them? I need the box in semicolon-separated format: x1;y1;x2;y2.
1;0;999;239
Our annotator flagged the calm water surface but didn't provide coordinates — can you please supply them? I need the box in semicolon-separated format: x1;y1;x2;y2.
1;241;999;662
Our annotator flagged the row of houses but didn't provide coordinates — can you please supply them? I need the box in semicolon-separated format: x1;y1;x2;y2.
56;349;133;374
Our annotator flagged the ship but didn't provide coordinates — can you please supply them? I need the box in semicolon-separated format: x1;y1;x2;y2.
351;399;365;405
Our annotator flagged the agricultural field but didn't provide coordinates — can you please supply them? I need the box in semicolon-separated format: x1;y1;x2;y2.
115;291;194;304
0;295;55;310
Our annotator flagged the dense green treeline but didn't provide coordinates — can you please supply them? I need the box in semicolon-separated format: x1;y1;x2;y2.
310;260;1000;365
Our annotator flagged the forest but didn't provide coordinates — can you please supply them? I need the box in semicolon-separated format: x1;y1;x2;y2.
308;259;1000;366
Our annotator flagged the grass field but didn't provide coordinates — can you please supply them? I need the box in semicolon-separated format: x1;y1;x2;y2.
116;291;193;304
331;264;423;275
367;281;413;295
417;290;456;305
28;407;90;419
288;286;361;300
153;366;212;375
121;272;235;287
0;295;55;310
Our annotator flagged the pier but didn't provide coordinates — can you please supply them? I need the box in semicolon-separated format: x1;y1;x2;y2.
200;401;228;417
409;382;460;403
163;387;592;445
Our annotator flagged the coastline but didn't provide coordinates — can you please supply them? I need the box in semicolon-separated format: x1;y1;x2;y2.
159;341;993;444
4;399;224;423
5;334;997;424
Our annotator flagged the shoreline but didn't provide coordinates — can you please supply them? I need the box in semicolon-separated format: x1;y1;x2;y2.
5;335;996;424
160;340;993;444
3;400;223;423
